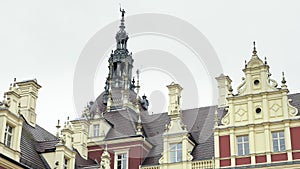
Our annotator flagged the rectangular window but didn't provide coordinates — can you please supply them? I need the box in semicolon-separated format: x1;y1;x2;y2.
93;124;100;137
237;136;249;156
63;157;68;169
4;124;13;148
116;153;127;169
272;131;285;152
170;143;182;163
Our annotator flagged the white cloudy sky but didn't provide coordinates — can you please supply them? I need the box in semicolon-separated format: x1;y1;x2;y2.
0;0;299;134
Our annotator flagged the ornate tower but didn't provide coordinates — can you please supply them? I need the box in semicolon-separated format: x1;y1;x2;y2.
102;8;135;105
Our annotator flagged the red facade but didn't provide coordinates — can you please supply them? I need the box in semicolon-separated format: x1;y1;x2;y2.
236;157;251;165
271;153;288;162
220;159;231;167
219;135;231;158
291;127;300;150
293;152;300;160
88;140;150;169
255;155;267;163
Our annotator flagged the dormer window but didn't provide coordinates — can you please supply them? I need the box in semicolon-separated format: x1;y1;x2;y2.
93;124;100;137
4;124;13;148
170;143;182;163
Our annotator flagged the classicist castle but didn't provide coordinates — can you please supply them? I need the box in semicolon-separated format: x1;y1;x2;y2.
0;9;300;169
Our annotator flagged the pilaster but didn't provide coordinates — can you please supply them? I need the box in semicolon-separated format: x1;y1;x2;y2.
229;128;235;167
284;122;292;161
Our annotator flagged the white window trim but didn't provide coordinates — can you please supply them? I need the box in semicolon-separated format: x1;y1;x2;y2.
169;143;182;163
4;124;13;148
236;135;249;156
272;131;285;152
114;149;129;169
93;124;100;137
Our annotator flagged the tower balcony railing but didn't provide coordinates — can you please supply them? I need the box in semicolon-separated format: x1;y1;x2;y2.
192;159;214;169
140;159;214;169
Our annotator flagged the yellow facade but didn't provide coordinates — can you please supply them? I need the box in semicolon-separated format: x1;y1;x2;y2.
214;44;300;168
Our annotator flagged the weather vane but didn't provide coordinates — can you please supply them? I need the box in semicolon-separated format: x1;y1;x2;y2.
119;4;125;18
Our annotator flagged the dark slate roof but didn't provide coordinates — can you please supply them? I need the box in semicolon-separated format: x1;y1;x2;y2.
92;88;140;113
104;108;138;140
96;93;300;166
75;149;98;169
141;106;219;165
288;93;300;116
20;116;96;169
20;117;58;169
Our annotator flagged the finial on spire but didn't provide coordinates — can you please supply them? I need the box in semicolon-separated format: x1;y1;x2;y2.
282;72;287;84
56;119;61;137
264;57;267;64
135;69;143;135
132;77;135;85
115;6;128;49
252;41;257;55
136;69;140;87
67;116;70;125
13;78;16;87
228;85;233;96
107;63;113;112
214;110;218;127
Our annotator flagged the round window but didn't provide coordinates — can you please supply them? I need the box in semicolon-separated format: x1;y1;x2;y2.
256;108;262;114
254;80;260;85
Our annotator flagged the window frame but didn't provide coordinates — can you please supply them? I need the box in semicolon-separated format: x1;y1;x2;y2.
93;124;100;137
4;124;13;148
114;150;129;169
272;131;286;152
236;135;249;156
63;156;69;169
169;143;182;163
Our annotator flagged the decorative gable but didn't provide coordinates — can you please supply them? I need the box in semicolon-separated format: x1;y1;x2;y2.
159;83;195;167
221;42;298;127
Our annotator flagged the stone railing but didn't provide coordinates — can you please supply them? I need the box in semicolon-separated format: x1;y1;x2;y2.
192;159;214;169
140;159;214;169
140;165;160;169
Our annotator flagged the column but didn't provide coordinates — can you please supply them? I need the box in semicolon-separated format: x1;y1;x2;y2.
214;129;220;168
285;122;292;161
0;117;7;143
249;125;256;165
264;124;271;163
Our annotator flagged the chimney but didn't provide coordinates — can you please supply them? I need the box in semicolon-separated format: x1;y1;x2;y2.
215;74;232;107
60;117;74;149
5;79;21;114
71;120;88;159
167;82;183;119
16;79;41;127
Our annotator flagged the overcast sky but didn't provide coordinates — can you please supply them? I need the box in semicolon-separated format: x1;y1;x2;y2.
1;0;299;134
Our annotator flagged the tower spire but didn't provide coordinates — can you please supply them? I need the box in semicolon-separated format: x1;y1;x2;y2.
119;6;126;30
116;7;129;49
102;8;137;110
